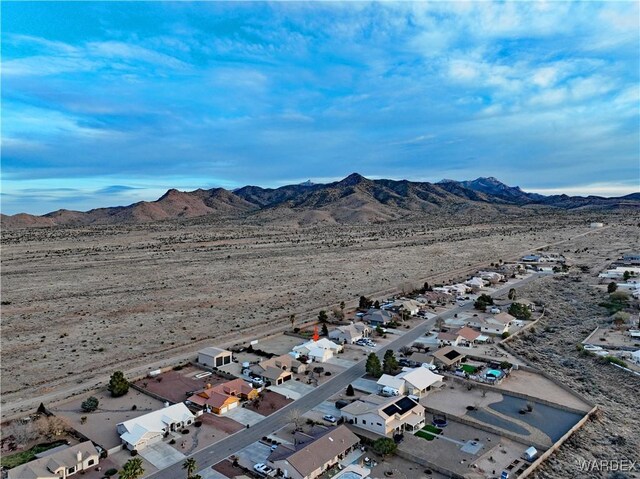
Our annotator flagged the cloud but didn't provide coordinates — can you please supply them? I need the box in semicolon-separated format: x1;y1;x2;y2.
1;1;638;214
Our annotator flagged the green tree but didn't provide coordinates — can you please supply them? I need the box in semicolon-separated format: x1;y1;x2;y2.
183;458;197;479
474;294;494;310
375;325;384;336
383;350;398;374
321;323;329;336
108;371;130;397
318;310;328;323
359;296;373;310
119;457;144;479
365;353;382;378
623;270;631;281
607;282;618;293
372;437;397;457
81;396;99;412
508;288;517;300
373;300;380;309
346;384;355;396
508;302;532;320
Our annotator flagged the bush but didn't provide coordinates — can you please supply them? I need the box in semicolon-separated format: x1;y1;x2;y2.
81;396;99;412
130;450;138;456
501;332;510;339
325;371;332;376
104;468;118;477
194;421;202;427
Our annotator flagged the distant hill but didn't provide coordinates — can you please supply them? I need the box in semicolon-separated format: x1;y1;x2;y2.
2;174;638;229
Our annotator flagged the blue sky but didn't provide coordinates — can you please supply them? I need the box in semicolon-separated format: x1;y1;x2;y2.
2;1;639;215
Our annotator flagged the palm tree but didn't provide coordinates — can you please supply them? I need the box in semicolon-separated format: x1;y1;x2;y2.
119;457;144;479
183;457;197;478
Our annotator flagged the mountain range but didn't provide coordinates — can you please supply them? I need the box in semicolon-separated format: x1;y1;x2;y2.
2;174;638;229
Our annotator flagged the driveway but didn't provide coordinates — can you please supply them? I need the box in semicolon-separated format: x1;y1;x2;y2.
234;441;273;469
226;407;265;427
351;378;379;394
138;441;186;469
312;400;342;418
327;357;357;368
268;381;315;399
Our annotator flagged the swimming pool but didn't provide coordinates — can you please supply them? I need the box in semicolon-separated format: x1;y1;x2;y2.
485;369;503;379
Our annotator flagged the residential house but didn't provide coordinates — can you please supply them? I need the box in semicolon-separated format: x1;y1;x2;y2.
623;253;640;265
188;378;258;414
251;354;307;385
396;368;444;397
407;352;434;368
341;394;425;437
437;331;462;347
467;313;515;335
478;271;505;283
267;425;360;479
432;346;466;369
456;326;482;345
188;389;239;414
293;338;342;363
198;347;233;368
363;308;394;326
329;323;371;344
390;299;421;316
117;402;196;451
8;442;100;479
464;277;486;292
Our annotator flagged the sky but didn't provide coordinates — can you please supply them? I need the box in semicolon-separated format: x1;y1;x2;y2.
2;1;639;215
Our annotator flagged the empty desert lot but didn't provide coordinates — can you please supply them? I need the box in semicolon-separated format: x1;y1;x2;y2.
0;213;634;409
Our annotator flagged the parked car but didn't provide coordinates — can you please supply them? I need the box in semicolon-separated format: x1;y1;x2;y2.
398;359;412;367
323;414;337;423
254;464;276;476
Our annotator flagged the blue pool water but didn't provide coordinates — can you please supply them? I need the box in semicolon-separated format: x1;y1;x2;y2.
485;369;503;378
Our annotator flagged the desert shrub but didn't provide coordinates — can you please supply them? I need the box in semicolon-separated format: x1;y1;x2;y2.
104;468;118;476
81;396;99;412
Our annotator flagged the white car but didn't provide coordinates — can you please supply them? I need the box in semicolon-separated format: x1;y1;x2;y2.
254;464;275;476
323;414;337;423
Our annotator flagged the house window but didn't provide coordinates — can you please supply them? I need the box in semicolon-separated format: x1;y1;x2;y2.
68;466;76;474
362;420;366;425
377;423;382;426
88;459;95;466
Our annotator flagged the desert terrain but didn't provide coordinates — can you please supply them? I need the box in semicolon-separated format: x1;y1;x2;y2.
1;211;637;421
506;250;640;478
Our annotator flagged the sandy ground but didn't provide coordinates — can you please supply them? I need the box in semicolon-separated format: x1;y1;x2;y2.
1;215;636;423
505;244;640;478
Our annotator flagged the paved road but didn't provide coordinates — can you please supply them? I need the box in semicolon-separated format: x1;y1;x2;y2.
148;274;542;478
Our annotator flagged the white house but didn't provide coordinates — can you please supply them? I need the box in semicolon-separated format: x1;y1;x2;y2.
292;338;342;363
8;442;100;479
117;403;196;451
630;350;640;365
396;367;444;397
468;313;515;335
464;277;486;292
328;323;371;344
341;394;425;437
